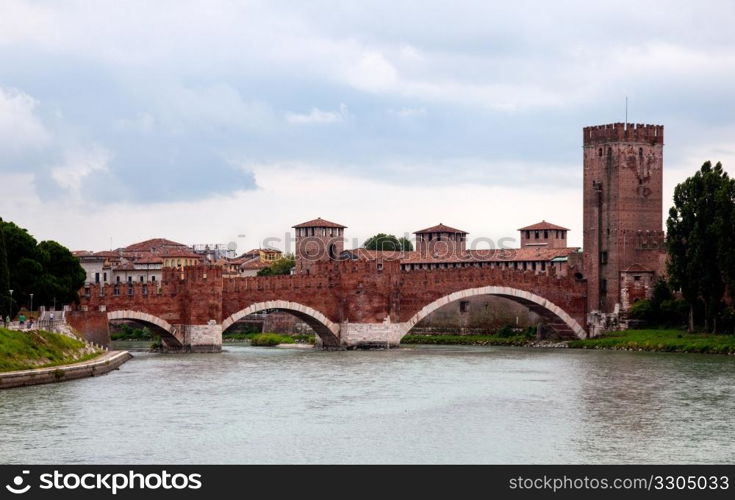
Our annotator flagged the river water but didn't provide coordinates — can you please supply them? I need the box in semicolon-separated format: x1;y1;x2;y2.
1;343;733;464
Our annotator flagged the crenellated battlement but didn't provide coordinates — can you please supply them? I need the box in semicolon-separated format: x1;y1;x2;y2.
583;123;663;145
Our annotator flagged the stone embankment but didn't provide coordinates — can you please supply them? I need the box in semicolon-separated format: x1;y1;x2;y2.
0;351;132;390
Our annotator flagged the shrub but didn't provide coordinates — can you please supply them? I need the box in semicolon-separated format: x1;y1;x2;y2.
496;324;516;338
250;333;295;346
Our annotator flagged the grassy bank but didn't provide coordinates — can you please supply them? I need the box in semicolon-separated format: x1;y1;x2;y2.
401;334;533;346
0;328;101;372
224;332;315;344
250;333;296;346
568;329;735;354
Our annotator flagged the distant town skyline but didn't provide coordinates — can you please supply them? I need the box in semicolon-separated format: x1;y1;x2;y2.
1;1;734;252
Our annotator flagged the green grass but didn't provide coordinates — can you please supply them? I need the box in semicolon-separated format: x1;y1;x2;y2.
0;328;101;372
224;332;316;344
568;329;735;354
223;332;259;341
250;333;296;347
401;334;533;346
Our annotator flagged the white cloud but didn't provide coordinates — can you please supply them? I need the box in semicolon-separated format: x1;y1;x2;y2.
286;103;349;124
50;145;112;197
0;160;582;251
0;87;51;156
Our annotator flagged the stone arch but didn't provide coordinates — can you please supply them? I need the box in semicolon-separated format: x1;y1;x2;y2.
107;309;182;347
222;301;340;347
403;286;586;340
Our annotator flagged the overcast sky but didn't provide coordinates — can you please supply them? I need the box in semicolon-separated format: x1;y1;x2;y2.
1;0;734;253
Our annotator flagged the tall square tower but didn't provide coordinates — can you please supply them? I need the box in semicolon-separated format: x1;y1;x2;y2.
582;123;665;313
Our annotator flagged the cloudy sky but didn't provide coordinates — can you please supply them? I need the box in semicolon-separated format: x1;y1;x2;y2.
1;0;734;253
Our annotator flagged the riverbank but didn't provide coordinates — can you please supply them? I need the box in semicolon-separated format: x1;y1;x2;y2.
0;327;101;372
403;329;735;354
402;333;534;347
568;329;735;354
0;351;133;389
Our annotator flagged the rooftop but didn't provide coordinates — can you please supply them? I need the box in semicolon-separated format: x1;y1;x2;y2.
124;238;188;252
518;220;570;231
414;223;468;234
292;217;346;229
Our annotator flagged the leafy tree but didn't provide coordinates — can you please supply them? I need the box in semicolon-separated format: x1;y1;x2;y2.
257;254;295;276
0;219;10;321
365;233;413;252
398;237;414;251
0;218;85;316
666;161;734;332
628;279;687;327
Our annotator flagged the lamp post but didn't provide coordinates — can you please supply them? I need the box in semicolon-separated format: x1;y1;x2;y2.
8;289;13;324
29;293;34;317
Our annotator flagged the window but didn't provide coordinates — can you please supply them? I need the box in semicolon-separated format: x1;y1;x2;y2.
127;276;132;283
634;275;641;281
600;251;608;265
526;231;531;239
116;276;121;283
598;148;602;157
140;276;144;282
543;230;548;239
95;272;100;283
142;285;148;295
84;287;91;297
152;276;156;282
600;279;607;293
534;231;540;239
127;286;133;296
113;286;120;296
103;272;107;282
459;301;469;313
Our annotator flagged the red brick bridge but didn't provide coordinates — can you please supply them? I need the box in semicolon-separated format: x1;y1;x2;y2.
69;260;587;351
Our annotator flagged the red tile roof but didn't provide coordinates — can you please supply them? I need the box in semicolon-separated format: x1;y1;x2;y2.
400;247;579;264
159;248;202;259
292;217;346;229
124;238;188;252
414;223;468;234
243;248;282;256
518;220;570;231
240;259;271;270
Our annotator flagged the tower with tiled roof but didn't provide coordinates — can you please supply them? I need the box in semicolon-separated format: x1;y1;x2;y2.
414;223;468;259
292;217;346;274
518;221;569;249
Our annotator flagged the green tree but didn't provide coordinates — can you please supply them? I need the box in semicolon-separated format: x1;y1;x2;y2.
0;219;10;321
365;233;413;251
666;161;734;332
257;254;295;276
0;219;85;316
398;237;414;251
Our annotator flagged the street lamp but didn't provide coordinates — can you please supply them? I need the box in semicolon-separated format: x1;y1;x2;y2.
8;289;13;323
29;293;33;317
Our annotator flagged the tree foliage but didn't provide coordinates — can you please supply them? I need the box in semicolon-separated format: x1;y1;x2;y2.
0;218;86;317
257;254;296;276
0;220;10;320
666;161;735;332
365;233;413;251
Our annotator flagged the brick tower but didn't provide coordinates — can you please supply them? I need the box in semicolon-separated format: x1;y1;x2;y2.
292;217;346;274
414;223;468;258
582;123;666;314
